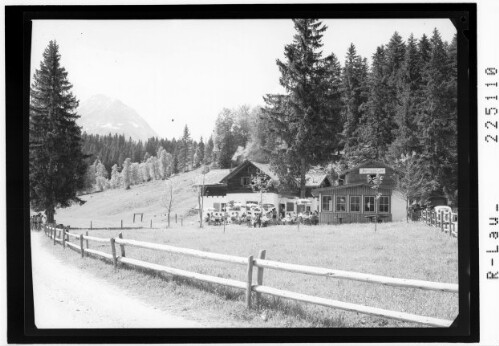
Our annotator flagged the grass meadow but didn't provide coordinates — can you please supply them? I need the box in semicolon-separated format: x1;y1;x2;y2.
45;221;459;328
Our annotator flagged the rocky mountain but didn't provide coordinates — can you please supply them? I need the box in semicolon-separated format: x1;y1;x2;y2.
77;94;159;142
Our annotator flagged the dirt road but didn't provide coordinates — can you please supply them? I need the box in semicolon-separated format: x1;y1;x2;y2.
31;231;204;328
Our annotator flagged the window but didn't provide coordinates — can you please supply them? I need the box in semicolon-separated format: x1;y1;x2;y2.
221;203;227;212
241;176;251;187
364;196;375;212
379;196;389;213
322;195;332;211
350;196;361;212
286;202;295;212
336;196;346;212
213;202;221;212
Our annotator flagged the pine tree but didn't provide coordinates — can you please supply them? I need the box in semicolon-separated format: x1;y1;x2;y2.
215;109;235;169
263;19;343;197
172;153;179;174
29;41;88;222
197;137;205;165
178;125;191;172
341;44;369;164
190;141;197;169
204;136;214;165
193;145;202;168
388;33;422;160
354;46;392;162
122;158;132;189
416;29;457;203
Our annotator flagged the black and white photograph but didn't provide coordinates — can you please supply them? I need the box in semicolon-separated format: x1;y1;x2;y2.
4;3;479;343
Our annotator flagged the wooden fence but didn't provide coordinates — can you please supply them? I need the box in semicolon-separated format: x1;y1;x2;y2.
420;210;458;238
41;223;457;328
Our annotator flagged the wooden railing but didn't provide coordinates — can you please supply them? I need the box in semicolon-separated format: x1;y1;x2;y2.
420;210;458;237
41;223;457;328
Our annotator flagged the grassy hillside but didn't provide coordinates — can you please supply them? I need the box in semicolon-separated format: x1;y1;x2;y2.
55;168;204;228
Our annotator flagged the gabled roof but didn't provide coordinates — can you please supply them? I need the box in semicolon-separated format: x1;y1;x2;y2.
251;161;279;181
305;173;330;187
199;160;332;188
221;160;279;182
194;169;231;186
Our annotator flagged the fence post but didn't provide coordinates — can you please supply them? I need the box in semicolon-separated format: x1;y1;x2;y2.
86;231;89;249
90;221;92;230
246;255;254;309
53;227;57;245
121;220;123;229
80;234;84;258
449;212;452;237
110;238;117;268
118;232;126;257
440;211;444;232
133;214;136;223
62;228;66;249
255;250;266;307
175;214;177;224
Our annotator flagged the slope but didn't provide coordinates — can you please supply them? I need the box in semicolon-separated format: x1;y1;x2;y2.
54;168;204;229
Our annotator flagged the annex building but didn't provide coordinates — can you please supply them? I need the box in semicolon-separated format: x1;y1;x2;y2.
311;161;406;224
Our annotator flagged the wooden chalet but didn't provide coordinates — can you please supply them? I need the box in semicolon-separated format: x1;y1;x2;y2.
312;161;406;224
201;160;332;214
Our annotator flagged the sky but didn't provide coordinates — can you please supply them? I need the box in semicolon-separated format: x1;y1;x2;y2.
31;19;456;141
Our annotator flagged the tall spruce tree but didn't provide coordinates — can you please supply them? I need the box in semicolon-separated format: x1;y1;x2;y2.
214;109;235;169
388;33;422;160
263;19;343;197
341;44;369;164
178;125;191;172
355;46;392;161
204;136;214;165
416;29;457;203
197;137;205;165
29;41;87;222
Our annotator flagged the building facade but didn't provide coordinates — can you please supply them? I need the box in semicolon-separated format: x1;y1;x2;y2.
312;161;406;224
200;160;332;215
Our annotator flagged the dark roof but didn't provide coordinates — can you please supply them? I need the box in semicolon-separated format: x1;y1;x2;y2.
198;160;332;189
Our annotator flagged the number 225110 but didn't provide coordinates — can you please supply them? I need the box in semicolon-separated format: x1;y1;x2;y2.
485;67;498;143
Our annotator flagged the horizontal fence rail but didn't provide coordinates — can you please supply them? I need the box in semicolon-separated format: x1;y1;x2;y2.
252;285;452;327
39;223;457;327
120;257;247;290
253;258;458;293
114;238;249;265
